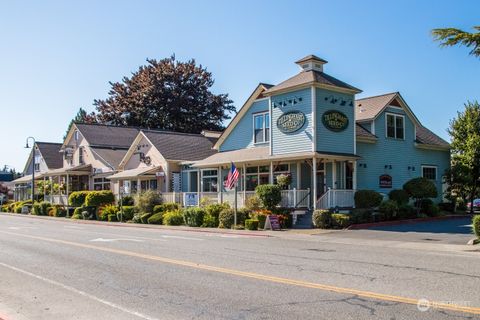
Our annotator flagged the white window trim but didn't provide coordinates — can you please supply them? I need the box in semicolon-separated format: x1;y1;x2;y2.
385;112;405;140
253;111;270;145
201;168;218;192
421;165;438;180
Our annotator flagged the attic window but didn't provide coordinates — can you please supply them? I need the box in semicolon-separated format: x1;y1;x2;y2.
74;130;79;141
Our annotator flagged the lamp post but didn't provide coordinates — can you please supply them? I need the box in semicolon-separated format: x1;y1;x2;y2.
25;137;36;203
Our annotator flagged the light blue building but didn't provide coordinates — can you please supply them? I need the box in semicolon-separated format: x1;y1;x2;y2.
187;55;450;209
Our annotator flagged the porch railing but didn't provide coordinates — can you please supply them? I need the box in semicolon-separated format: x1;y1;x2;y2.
158;189;310;208
316;189;355;209
45;195;69;205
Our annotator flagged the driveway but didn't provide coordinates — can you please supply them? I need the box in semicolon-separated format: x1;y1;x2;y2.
322;216;475;246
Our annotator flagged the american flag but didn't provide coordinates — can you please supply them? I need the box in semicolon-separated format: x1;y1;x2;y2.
224;162;239;189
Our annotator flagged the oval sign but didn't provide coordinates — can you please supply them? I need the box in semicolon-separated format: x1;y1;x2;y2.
322;110;349;132
277;111;306;134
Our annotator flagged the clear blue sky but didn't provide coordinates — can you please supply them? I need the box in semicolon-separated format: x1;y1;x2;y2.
0;0;478;171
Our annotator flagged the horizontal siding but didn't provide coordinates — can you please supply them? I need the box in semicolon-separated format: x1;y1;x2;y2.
272;88;313;154
316;88;355;154
356;109;450;202
220;99;270;152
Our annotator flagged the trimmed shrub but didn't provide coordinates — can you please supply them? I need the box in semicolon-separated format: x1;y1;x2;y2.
140;212;154;224
398;204;416;220
218;207;247;229
255;184;282;210
244;195;262;211
107;213;118;222
403;177;437;214
473;215;480;238
245;219;259;230
202;214;217;227
71;212;82;219
378;200;399;221
72;206;96;220
204;203;228;227
163;210;184;226
389;189;409;205
32;203;41;215
32;201;51;216
68;191;90;207
354;190;383;209
99;204;119;221
48;205;67;217
350;208;373;224
183;207;205;227
117;206;136;222
85;191;115;207
153;202;180;214
313;210;332;228
134;190;162;214
331;213;351;229
147;212;164;224
119;195;134;206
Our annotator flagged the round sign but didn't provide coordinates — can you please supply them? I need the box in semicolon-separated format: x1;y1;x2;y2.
322;110;349;132
277;111;306;134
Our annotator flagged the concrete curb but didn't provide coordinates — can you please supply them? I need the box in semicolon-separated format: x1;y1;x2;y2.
0;212;272;237
347;214;471;230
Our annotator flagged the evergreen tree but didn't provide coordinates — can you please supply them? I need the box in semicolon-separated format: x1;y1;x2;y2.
432;26;480;58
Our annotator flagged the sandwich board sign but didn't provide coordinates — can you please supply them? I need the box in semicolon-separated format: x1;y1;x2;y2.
264;215;281;231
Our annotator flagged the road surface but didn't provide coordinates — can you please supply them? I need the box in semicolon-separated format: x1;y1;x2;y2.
0;214;479;319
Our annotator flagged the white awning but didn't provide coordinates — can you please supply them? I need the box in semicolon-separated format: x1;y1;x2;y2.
106;166;161;180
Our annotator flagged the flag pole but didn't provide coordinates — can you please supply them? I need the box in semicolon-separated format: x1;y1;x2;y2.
234;183;237;228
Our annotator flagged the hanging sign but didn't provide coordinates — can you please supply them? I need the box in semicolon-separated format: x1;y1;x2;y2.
379;174;392;188
322;110;349;132
277;111;306;133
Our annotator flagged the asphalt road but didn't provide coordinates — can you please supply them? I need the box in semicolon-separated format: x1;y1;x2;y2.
0;214;479;320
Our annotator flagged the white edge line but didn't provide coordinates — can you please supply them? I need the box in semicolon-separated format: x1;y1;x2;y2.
0;262;159;320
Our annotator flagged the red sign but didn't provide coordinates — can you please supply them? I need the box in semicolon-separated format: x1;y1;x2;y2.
379;174;392;188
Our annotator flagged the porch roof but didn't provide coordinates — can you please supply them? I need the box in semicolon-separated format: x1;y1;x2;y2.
190;147;360;168
106;166;161;180
40;164;92;177
12;174;35;184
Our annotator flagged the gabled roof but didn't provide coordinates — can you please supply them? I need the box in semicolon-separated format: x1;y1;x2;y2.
214;83;273;150
355;92;398;121
36;142;63;170
90;147;128;169
415;126;450;148
142;130;217;161
355;123;377;140
264;70;361;95
74;123;140;148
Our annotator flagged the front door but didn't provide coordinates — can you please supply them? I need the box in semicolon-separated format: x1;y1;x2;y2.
316;172;325;199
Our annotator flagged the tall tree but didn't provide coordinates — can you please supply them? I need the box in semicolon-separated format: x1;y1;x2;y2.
93;56;235;133
432;26;480;57
448;101;480;214
64;108;96;139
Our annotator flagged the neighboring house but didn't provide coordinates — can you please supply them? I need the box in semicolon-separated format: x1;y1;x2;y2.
40;123;140;204
191;55;450;209
107;129;219;201
355;92;450;202
12;142;63;201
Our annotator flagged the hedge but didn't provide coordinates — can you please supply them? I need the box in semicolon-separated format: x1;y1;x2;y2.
389;189;409;205
107;213;118;222
85;191;115;207
255;184;282;210
245;219;259;230
354;190;383;209
378;200;399;221
183;207;205;227
72;206;96;220
218;207;248;229
117;206;136;222
312;210;332;228
99;204;118;221
473;215;480;238
330;213;351;229
163;210;184;226
68;191;90;207
147;212;164;224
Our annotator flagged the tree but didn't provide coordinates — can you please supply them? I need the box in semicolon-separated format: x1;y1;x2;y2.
432;26;480;58
403;178;438;215
64;108;96;139
448;101;480;214
93;56;235;133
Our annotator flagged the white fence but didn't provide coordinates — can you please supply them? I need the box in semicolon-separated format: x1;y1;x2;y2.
44;195;68;205
316;189;355;209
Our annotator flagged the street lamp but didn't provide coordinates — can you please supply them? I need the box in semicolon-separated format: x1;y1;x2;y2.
25;137;36;204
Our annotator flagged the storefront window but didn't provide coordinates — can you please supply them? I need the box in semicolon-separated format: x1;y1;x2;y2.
93;177;111;191
246;166;270;191
202;169;218;192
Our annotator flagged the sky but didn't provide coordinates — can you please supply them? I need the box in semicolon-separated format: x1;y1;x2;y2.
0;0;478;171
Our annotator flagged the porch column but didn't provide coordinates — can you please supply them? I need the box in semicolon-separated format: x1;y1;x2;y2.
332;160;337;190
66;174;69;198
218;166;222;204
269;162;274;184
43;177;46;200
312;157;317;210
137;178;141;194
353;160;357;190
296;162;301;189
165;163;170;192
242;163;246;207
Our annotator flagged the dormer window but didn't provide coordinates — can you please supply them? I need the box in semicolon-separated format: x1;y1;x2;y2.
386;113;404;140
254;112;270;144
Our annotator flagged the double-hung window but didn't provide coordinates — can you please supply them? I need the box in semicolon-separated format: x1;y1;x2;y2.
246;165;270;191
422;166;437;180
202;169;218;192
254;112;270;144
386;114;404;139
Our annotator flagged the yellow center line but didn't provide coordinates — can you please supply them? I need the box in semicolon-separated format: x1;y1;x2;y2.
2;230;480;315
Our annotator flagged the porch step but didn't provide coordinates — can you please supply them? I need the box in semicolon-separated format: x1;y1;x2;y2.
292;209;313;229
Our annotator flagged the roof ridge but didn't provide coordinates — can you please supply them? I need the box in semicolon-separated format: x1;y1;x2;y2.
36;141;63;145
356;92;399;101
74;122;144;130
142;129;208;138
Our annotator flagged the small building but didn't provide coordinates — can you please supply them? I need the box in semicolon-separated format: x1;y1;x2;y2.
12;142;63;201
